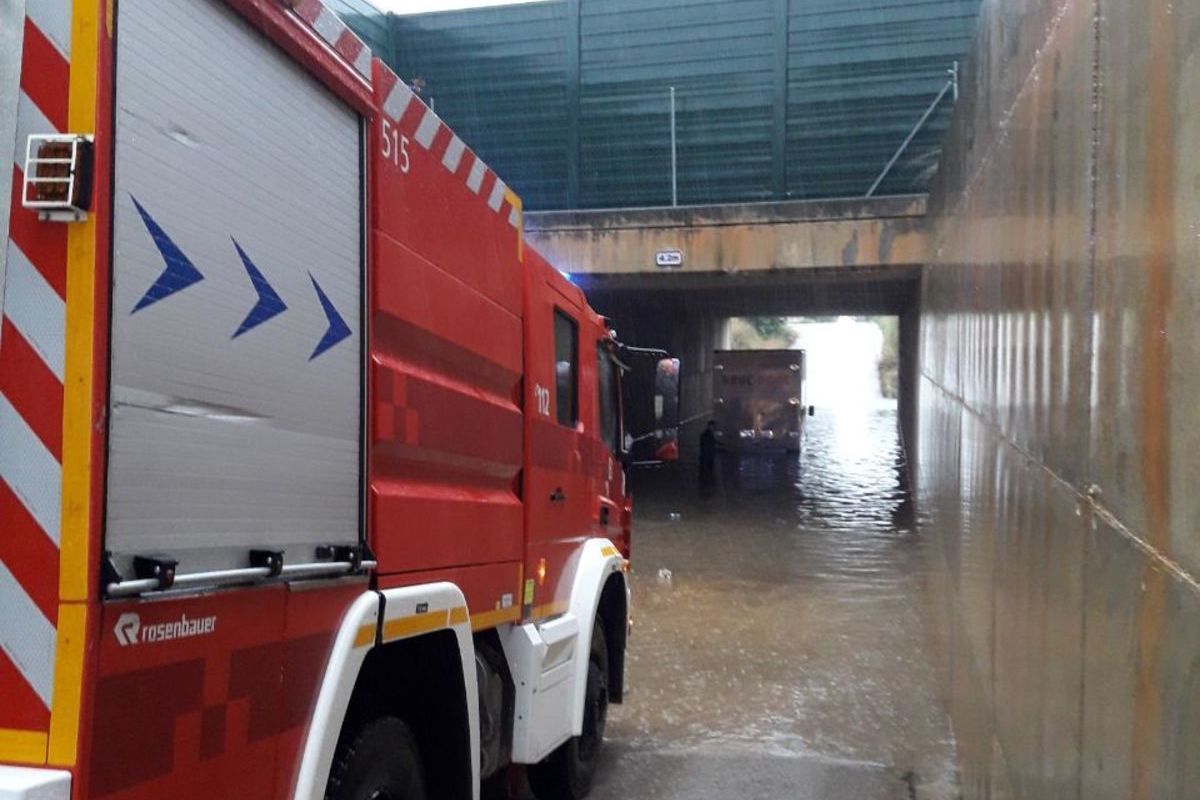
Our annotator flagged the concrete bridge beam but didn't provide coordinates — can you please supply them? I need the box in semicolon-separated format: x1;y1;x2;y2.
526;195;929;276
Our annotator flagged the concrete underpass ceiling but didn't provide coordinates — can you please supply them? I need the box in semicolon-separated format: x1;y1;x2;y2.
580;267;920;319
335;0;984;211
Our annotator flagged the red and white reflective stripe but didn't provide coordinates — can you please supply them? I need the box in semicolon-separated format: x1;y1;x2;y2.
466;157;488;194
377;69;523;230
26;0;72;60
0;0;70;731
382;76;415;121
0;561;56;707
487;178;508;213
441;135;466;173
286;0;373;81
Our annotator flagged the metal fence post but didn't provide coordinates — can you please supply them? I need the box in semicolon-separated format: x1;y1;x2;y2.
566;0;582;207
772;0;790;198
670;85;678;207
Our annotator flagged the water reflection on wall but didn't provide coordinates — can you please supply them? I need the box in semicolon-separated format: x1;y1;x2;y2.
918;0;1200;798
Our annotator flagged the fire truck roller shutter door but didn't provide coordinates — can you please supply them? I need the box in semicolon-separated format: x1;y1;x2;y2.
106;0;363;578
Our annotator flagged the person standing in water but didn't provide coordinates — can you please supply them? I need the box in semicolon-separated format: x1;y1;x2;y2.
699;420;719;498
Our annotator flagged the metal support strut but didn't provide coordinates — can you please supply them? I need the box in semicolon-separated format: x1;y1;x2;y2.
866;61;959;198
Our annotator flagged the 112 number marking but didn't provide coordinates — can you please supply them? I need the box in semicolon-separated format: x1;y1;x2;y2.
533;384;551;417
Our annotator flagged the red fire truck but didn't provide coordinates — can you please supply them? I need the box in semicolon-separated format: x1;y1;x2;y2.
0;1;679;798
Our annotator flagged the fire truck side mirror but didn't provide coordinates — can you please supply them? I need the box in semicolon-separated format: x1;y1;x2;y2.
653;358;681;462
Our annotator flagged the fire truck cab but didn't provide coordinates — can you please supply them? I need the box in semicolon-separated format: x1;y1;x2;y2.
0;1;679;799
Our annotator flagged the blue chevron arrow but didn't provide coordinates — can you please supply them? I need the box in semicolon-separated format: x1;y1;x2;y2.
308;273;351;361
129;195;205;313
231;239;287;338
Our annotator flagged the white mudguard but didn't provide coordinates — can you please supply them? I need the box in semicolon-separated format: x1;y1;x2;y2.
292;582;478;800
292;591;379;800
565;539;628;736
501;539;627;763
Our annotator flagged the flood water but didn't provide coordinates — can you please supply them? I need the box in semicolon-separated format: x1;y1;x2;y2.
590;404;958;800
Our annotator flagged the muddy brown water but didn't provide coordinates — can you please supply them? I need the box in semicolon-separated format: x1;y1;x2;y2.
586;404;958;800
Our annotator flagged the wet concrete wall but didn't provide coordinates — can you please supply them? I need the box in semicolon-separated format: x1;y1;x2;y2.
918;0;1200;798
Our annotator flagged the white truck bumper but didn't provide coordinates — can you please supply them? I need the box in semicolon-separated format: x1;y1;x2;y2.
0;766;71;800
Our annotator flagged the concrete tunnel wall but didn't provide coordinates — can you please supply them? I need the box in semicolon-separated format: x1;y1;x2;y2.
918;0;1200;798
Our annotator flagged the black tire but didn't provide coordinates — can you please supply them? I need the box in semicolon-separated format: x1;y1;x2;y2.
326;716;428;800
528;622;609;800
480;769;512;800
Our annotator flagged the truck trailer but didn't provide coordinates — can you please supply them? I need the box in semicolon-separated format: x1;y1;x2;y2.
712;349;811;454
0;2;679;798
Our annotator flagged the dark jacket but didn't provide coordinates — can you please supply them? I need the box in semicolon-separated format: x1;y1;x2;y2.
699;428;717;469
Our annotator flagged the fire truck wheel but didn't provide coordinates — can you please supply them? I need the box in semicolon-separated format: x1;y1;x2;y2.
528;622;609;800
327;716;428;800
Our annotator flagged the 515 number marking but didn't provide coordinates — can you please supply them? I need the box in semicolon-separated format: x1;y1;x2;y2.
381;119;410;174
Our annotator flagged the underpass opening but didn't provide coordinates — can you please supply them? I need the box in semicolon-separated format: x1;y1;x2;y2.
574;267;922;489
714;315;905;492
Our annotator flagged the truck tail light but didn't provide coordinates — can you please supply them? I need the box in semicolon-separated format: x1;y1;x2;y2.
22;134;94;222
